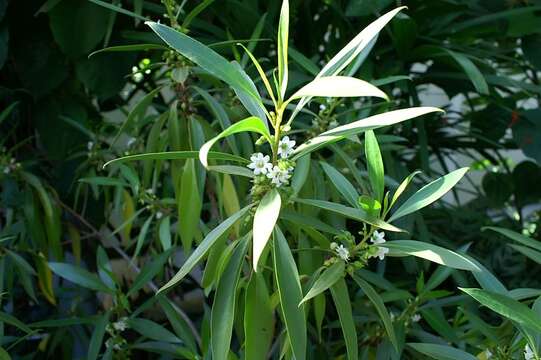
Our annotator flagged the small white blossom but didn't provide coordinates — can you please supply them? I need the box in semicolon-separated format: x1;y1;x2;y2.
335;244;350;261
411;314;421;323
126;137;136;147
370;230;389;260
277;136;296;159
485;349;493;359
267;165;291;187
247;153;272;175
156;211;163;220
112;318;128;332
132;66;144;83
87;141;94;150
3;167;10;174
525;344;535;360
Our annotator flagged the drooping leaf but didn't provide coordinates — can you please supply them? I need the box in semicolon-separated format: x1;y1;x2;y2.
483;226;541;252
179;159;202;252
253;189;281;270
128;248;173;296
104;151;247;168
289;76;387;101
128;318;182;343
199;117;272;167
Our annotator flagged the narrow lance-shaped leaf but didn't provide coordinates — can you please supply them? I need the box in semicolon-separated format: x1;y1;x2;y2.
320;162;359;208
273;227;307;360
292;107;443;160
300;261;344;305
146;21;261;107
277;0;289;99
48;262;114;293
158;205;252;294
460;287;541;333
103;151;248;168
365;130;384;202
87;311;110;360
445;49;489;95
390;170;421;209
244;272;274;360
199;117;272;167
352;274;398;352
330;278;358;360
483;226;541;252
293;198;403;232
253;189;281;270
389;167;468;222
179;159;202;252
211;236;249;360
289;6;406;122
407;343;477;360
288;76;388;102
381;240;480;271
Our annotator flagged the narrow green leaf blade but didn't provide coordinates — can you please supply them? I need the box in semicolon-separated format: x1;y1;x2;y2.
211;236;249;360
273;227;306;360
48;262;114;293
407;343;477;360
244;273;274;360
381;240;480;271
389;167;468;222
330;278;358;360
253;189;281;270
277;0;289;99
320;162;359;207
290;76;387;101
300;261;344;305
157;205;252;293
483;226;541;252
365;130;384;202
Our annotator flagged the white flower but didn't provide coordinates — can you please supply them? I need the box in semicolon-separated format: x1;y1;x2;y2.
485;349;493;359
411;314;421;323
87;141;94;150
113;317;128;332
525;344;535;360
370;230;389;260
267;165;291;187
335;244;350;261
156;211;163;220
247;153;272;175
126;137;136;147
277;136;295;159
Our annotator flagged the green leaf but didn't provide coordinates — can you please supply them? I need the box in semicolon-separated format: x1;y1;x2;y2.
277;0;289;99
112;87;161;145
158;205;252;294
320;162;359;207
483;226;541;252
0;311;33;334
87;312;109;360
199;117;272;167
289;6;406;122
128;248;173;296
390;171;421;209
244;272;274;360
407;343;477;360
104;151;247;168
293;107;442;160
351;274;398;352
133;214;153;259
381;240;480;271
293;198;403;232
289;76;387;101
146;21;263;110
207;165;254;178
128;318;181;343
300;261;344;305
0;347;11;360
211;236;249;360
461;288;541;333
365;130;384;202
88;43;167;57
158;216;172;251
273;227;306;360
330;278;358;360
238;44;277;105
179;159;202;252
253;189;281;270
389;168;468;222
48;262;114;293
445;49;489;95
509;244;541;264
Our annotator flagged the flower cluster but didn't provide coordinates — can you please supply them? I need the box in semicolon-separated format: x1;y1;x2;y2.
370;230;389;260
330;242;350;261
247;136;296;188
